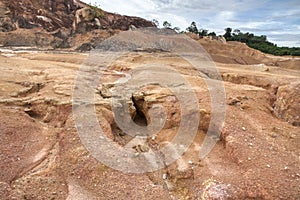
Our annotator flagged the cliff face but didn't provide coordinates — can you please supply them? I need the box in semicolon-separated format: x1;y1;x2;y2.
1;0;155;31
4;0;78;31
0;0;155;48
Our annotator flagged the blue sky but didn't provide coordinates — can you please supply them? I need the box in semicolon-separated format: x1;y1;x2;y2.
83;0;300;47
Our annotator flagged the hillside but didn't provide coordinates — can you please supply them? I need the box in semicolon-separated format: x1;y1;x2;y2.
0;0;155;49
200;37;300;70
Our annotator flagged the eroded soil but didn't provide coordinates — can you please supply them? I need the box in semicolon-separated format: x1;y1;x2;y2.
0;47;299;200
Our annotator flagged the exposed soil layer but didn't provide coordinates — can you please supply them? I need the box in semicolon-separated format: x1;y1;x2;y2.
0;47;299;199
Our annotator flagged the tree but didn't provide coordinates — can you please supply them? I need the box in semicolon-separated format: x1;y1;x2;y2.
223;27;232;40
163;21;172;29
152;19;159;27
199;29;208;37
233;29;240;35
224;28;300;56
208;32;216;37
173;27;180;32
186;21;198;34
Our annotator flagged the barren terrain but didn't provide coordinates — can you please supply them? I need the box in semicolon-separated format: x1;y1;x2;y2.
0;37;300;200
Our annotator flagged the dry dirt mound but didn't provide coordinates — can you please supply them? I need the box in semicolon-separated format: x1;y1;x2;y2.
199;38;300;70
199;39;274;65
276;58;300;70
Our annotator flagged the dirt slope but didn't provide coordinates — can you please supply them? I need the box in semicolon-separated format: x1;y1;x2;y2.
200;38;300;70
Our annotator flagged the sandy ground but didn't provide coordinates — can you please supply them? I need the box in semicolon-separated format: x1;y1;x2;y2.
0;47;299;200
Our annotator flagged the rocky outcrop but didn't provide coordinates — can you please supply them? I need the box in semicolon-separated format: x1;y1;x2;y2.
0;0;155;48
1;0;155;32
0;1;16;32
73;6;101;33
6;0;77;31
274;82;300;126
102;12;155;31
0;28;58;47
132;85;211;132
0;16;15;32
73;6;155;33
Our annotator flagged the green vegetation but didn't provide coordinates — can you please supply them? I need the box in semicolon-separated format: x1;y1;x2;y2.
186;22;216;37
223;27;300;56
162;21;180;32
152;19;160;27
88;2;105;18
186;22;198;34
183;20;300;56
163;21;172;29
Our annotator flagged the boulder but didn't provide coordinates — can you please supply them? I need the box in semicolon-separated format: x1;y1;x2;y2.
274;82;300;126
0;16;16;32
132;85;180;129
74;7;96;27
200;179;238;199
0;1;16;32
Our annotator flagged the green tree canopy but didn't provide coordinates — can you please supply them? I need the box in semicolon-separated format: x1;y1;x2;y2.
163;21;172;29
152;19;159;27
208;32;217;37
199;29;208;37
223;28;300;56
186;22;198;34
223;27;232;40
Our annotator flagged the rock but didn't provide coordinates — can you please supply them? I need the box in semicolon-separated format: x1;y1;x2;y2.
241;103;250;110
107;13;156;30
203;36;227;44
129;24;137;31
200;179;232;200
52;27;72;39
199;109;211;132
0;28;57;47
132;85;179;129
228;98;241;106
274;82;300;126
0;1;16;32
94;17;101;28
75;42;94;52
73;7;96;33
0;0;155;48
0;16;16;32
132;144;149;153
162;173;168;180
218;36;227;44
72;4;155;33
98;83;115;98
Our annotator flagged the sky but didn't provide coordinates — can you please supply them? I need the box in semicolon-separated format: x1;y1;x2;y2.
83;0;300;47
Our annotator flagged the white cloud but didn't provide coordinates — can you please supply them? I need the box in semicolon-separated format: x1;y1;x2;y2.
83;0;300;47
